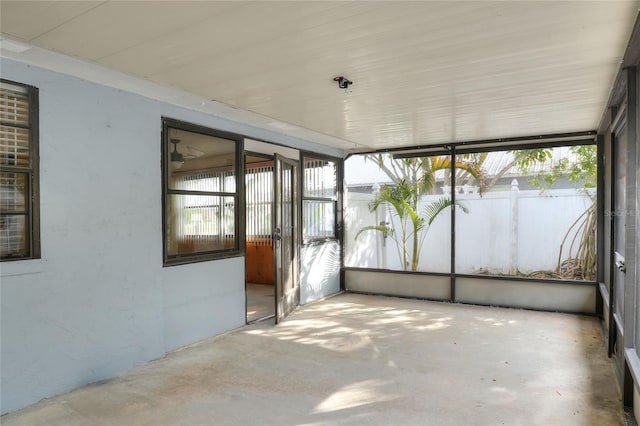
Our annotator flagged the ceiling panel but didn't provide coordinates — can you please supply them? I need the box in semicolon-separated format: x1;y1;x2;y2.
0;1;102;42
99;2;370;78
30;1;245;61
1;1;637;151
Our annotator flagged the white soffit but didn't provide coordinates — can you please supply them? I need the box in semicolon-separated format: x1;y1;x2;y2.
1;1;638;151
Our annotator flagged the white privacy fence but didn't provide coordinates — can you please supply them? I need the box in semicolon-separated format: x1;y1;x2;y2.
345;181;595;276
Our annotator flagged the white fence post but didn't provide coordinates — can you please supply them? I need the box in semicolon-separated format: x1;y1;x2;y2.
510;179;520;275
372;183;382;268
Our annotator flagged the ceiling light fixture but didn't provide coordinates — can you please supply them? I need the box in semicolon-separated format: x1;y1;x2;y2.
333;76;353;89
170;138;185;169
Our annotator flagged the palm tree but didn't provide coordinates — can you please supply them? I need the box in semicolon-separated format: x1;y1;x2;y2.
355;154;482;271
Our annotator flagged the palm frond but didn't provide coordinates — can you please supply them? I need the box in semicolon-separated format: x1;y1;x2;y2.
424;198;453;225
424;198;471;225
354;225;394;240
401;199;425;232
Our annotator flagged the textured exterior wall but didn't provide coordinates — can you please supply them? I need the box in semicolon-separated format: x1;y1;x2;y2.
0;58;342;414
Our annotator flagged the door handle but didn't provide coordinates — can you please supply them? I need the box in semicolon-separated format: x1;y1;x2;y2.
273;227;281;242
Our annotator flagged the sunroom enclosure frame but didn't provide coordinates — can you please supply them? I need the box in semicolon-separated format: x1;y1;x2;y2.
342;132;601;315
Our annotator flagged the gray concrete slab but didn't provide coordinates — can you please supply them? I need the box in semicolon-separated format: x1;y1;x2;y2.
1;293;623;425
246;283;275;323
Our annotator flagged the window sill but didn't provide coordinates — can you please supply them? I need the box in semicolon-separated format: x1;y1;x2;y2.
163;250;243;267
1;258;44;276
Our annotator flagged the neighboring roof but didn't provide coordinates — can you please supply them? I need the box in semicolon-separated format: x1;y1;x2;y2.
345;146;581;187
473;146;577;177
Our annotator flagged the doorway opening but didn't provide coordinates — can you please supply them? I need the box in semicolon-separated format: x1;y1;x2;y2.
244;138;301;324
245;152;276;323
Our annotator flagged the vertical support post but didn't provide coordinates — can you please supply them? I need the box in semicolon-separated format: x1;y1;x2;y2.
622;66;638;409
624;66;637;353
450;146;456;302
509;179;520;276
381;209;389;270
339;158;346;291
635;66;640;409
238;138;245;255
609;106;618;358
596;133;605;316
372;183;382;268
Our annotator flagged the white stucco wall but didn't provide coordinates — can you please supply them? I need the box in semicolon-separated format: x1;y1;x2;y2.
0;58;342;414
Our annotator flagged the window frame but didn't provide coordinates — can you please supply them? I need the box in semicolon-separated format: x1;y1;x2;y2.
161;117;244;266
301;152;341;244
0;79;40;262
343;137;599;284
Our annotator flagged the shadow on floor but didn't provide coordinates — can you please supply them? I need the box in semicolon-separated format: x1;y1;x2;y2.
1;293;624;426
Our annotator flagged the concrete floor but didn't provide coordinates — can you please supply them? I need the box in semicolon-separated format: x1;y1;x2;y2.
2;293;623;426
246;283;275;322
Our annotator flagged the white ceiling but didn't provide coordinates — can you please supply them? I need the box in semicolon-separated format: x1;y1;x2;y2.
1;1;638;151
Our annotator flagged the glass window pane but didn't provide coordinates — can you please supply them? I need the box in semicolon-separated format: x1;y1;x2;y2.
166;194;235;256
0;82;29;127
344;153;451;273
246;164;274;239
304;157;336;198
455;146;597;281
0;125;30;167
167;128;236;192
0;81;37;262
303;200;335;240
0;214;28;259
0;172;28;213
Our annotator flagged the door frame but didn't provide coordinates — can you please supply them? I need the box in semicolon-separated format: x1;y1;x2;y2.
609;113;627;384
243;151;276;323
273;153;301;323
606;66;639;408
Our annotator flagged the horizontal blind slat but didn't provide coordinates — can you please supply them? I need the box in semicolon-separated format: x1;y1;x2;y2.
0;125;30;167
0;87;29;126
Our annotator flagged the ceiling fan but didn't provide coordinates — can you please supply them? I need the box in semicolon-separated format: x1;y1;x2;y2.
170;139;205;168
182;145;206;159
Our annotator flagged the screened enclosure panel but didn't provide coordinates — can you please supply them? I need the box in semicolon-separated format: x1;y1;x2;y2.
455;146;596;281
344;154;451;273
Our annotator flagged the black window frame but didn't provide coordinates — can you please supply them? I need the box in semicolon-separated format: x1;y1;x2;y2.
301;152;341;244
0;79;40;262
343;136;599;284
161;117;244;266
